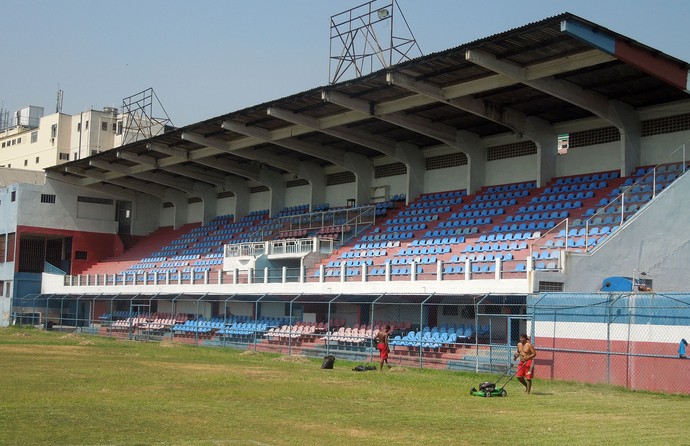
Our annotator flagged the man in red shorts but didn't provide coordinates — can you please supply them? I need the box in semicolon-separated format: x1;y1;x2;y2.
513;333;536;394
375;325;391;371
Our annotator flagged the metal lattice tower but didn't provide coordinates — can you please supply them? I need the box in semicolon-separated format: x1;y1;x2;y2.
329;0;422;84
121;88;173;145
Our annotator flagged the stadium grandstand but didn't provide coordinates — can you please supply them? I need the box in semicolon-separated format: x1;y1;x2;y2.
3;12;690;393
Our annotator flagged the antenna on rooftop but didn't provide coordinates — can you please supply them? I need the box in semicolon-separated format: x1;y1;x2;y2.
56;87;64;113
328;0;422;84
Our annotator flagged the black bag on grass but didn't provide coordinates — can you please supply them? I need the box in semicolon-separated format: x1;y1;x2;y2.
321;355;336;369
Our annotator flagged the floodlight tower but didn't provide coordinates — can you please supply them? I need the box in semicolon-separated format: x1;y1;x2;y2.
120;87;174;145
329;0;422;84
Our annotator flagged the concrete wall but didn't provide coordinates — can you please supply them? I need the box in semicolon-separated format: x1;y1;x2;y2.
285;185;311;208
485;154;537;187
17;182;118;233
556;142;619;178
425;165;468;195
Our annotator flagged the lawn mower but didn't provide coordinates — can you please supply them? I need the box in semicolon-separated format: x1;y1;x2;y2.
470;363;517;397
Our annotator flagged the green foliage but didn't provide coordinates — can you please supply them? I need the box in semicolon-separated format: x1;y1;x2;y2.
0;328;688;445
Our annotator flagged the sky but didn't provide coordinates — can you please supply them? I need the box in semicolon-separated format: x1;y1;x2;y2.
2;0;689;127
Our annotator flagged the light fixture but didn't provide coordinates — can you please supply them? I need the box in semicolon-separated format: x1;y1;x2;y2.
377;8;390;19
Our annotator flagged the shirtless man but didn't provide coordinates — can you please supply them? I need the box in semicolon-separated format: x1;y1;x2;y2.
513;333;536;394
375;325;392;371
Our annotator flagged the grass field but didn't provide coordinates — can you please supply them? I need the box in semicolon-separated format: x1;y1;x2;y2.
1;327;688;446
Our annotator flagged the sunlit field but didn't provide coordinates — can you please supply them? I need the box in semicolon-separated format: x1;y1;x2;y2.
0;326;688;446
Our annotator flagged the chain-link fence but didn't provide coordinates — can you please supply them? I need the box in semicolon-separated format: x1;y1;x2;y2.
9;292;690;393
529;292;690;394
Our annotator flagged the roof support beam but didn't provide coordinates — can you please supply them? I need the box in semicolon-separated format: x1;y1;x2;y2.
147;143;190;160
181;132;301;174
387;71;530;136
192;156;286;217
116;151;159;168
219;121;370;206
466;49;618;124
323;90;486;194
215;123;347;167
89;159;149;176
267;107;424;203
465;48;641;175
217;122;327;205
323;91;459;146
266;107;398;157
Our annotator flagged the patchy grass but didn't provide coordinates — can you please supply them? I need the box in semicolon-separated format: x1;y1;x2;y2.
0;327;688;445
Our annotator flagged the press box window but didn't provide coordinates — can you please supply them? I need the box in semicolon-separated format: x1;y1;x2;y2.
101;121;108;131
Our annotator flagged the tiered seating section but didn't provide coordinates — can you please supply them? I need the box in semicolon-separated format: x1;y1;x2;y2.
78;161;687;284
315;163;687;279
93;211;271;280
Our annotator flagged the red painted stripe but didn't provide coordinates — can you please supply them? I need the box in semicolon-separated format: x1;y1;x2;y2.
534;336;690;393
616;40;688;91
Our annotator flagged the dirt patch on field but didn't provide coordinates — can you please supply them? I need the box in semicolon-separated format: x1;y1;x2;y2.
0;344;92;357
61;333;81;339
273;355;311;364
78;340;95;345
240;350;259;356
14;332;31;337
389;366;407;373
159;340;178;348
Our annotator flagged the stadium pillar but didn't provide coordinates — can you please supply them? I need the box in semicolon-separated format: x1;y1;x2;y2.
297;162;327;210
395;141;425;204
455;131;485;195
344;152;373;208
525;117;557;188
610;101;642;177
223;177;250;221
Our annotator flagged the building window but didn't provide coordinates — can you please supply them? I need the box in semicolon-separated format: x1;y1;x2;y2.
51;124;57;138
35;157;39;164
85;120;89;130
77;122;81;132
101;121;108;131
73;152;78;160
59;153;69;161
116;121;123;135
17;137;21;144
11;139;16;145
1;142;4;148
91;150;99;156
557;134;569;155
24;160;28;166
112;123;117;132
40;194;56;204
538;281;565;292
30;131;38;143
74;251;88;260
11;191;16;202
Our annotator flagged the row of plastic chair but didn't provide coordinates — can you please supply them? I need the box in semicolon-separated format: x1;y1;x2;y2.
409;236;465;246
463;198;517;210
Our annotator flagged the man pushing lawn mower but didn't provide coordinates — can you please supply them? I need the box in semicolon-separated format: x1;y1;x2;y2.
514;333;536;395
